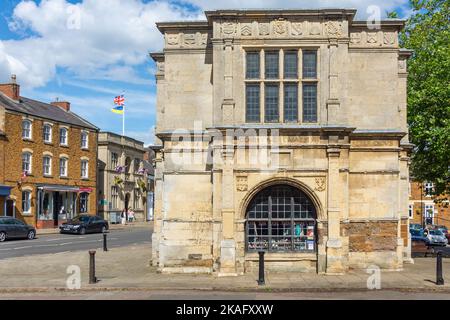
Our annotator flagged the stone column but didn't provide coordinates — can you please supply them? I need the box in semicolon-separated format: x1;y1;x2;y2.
326;145;345;274
219;145;237;276
152;150;164;267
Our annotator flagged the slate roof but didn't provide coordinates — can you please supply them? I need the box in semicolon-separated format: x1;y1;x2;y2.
0;93;98;130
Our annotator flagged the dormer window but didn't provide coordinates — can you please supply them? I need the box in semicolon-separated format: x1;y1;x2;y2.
22;120;32;140
59;127;68;146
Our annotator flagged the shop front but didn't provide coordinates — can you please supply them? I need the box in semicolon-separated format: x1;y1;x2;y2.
36;185;93;229
0;185;12;216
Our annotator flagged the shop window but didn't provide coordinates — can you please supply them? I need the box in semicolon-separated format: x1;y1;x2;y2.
80;193;89;213
246;184;316;252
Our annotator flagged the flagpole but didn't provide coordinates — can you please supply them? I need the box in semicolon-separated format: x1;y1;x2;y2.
122;105;125;136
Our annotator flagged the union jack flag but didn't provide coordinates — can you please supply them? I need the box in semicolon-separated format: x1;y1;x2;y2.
114;95;125;106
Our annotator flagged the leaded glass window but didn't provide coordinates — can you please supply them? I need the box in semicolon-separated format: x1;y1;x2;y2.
246;52;260;79
284;83;298;122
303;51;317;78
246;185;317;252
265;51;279;79
303;83;317;122
284;51;298;79
264;84;279;122
246;84;260;122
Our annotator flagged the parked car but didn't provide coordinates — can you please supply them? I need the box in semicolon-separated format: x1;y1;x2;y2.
59;215;109;235
0;217;36;242
426;229;448;246
409;223;422;231
410;229;430;244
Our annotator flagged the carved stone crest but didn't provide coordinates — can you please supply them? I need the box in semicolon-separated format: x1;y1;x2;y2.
183;33;196;46
291;22;303;36
259;23;270;36
273;19;287;35
236;176;248;192
222;21;236;36
166;34;179;45
398;60;406;72
200;33;208;45
314;177;326;192
156;62;165;74
383;32;395;45
326;21;342;38
241;23;253;36
367;32;378;44
309;23;322;35
350;32;361;44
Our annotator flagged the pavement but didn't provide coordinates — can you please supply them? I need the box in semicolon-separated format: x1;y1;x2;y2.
0;241;449;296
0;226;152;259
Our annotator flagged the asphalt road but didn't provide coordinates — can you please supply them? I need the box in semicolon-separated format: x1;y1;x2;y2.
0;227;152;259
0;289;449;300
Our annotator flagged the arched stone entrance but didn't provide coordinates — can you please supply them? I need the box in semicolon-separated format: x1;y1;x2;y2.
245;184;317;253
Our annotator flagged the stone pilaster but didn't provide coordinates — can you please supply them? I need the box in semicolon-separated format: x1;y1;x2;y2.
152;149;164;267
221;39;235;125
326;146;345;274
219;147;237;276
326;39;340;125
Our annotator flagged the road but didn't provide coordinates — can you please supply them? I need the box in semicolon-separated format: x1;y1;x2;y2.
0;227;152;259
0;289;449;300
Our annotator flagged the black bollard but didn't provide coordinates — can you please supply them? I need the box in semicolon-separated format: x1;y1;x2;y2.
258;251;265;285
103;232;108;252
436;251;444;285
89;250;97;284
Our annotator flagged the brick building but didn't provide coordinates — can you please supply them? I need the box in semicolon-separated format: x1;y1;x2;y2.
0;76;99;229
409;181;450;229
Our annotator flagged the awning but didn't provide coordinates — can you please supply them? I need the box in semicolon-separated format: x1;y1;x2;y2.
0;185;12;197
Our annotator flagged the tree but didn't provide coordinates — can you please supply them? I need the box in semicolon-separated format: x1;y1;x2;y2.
400;0;450;197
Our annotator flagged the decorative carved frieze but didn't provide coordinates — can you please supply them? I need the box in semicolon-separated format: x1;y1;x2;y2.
309;22;322;36
349;30;398;48
165;32;209;48
350;32;361;44
366;32;378;44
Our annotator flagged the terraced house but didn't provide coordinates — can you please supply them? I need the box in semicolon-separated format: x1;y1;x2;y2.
0;76;99;229
151;8;413;275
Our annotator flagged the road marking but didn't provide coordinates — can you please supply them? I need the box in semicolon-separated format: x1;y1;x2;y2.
13;246;32;250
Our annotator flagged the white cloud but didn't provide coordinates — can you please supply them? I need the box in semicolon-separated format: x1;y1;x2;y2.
2;0;201;87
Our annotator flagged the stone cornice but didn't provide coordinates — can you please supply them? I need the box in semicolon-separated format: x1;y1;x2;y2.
156;21;209;34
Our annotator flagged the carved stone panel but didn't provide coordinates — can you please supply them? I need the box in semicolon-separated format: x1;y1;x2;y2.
166;33;179;46
314;177;326;192
326;21;342;38
240;23;253;36
259;23;270;36
291;22;304;36
309;22;322;36
222;21;236;37
236;175;248;192
273;19;287;36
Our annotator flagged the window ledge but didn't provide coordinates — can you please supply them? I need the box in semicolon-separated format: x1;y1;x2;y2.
81;147;89;151
60;144;69;148
44;142;53;145
59;176;69;179
22;138;33;142
43;175;53;178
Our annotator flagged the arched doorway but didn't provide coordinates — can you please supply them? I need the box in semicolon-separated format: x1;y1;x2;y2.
245;184;317;252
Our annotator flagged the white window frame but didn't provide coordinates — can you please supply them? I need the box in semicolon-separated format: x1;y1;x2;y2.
424;204;435;225
22;191;31;214
81;131;89;149
424;182;433;196
59;157;68;177
81;160;89;179
59;127;68;146
22;120;32;140
43;124;52;143
22;152;32;174
43;156;52;176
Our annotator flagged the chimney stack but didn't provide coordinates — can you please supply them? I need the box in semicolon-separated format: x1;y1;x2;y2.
0;75;20;101
51;99;71;112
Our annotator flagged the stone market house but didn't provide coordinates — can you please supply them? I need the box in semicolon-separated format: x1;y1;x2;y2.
0;76;99;229
150;9;413;275
97;132;147;222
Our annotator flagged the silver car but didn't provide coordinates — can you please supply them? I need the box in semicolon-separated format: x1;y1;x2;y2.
426;229;448;246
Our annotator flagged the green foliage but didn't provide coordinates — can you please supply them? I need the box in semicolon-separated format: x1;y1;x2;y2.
400;0;450;196
386;11;399;18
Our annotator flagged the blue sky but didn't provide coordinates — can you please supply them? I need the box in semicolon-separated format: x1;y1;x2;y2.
0;0;412;145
